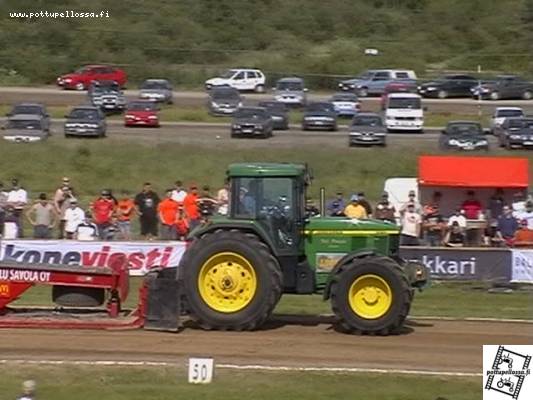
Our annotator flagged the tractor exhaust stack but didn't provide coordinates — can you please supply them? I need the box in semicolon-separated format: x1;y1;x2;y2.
319;187;326;217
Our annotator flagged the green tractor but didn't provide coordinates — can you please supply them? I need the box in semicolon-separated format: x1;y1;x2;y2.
153;163;428;335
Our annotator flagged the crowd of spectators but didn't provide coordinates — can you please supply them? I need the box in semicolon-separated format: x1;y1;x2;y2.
326;189;533;248
0;177;230;241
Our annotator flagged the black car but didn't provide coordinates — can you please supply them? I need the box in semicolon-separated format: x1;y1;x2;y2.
418;75;478;99
471;75;533;100
497;117;533;149
439;121;489;151
208;86;242;116
258;101;289;130
302;102;337;131
6;103;50;132
349;113;387;147
231;107;273;138
64;106;107;138
88;80;126;113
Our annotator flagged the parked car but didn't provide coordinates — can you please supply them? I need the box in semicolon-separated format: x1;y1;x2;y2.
380;81;417;110
124;101;160;127
273;77;307;107
439;121;489;151
490;107;524;133
1;115;49;143
6;103;50;132
64;106;106;138
471;75;533;100
418;75;478;99
88;81;126;114
205;69;266;92
329;92;360;117
338;69;417;97
207;86;243;116
57;65;127;90
231;107;273;138
348;113;387;147
496;117;533;149
258;101;289;130
384;93;424;133
139;79;173;104
302;102;337;131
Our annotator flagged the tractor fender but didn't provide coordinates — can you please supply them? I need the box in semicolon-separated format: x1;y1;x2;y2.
322;249;376;300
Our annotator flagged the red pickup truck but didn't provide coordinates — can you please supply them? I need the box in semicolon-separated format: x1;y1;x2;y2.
57;65;127;90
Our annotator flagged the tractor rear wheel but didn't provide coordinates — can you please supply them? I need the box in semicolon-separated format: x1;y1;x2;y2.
330;256;411;335
180;230;282;331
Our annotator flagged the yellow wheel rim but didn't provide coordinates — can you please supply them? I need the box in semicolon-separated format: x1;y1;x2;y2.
198;252;257;313
348;274;392;319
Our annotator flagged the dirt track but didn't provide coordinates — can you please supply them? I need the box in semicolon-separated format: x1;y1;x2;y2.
1;318;531;373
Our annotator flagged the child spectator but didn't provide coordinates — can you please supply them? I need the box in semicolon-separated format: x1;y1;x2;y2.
443;221;465;247
25;193;57;239
64;199;85;239
75;213;99;241
116;190;136;240
158;189;179;240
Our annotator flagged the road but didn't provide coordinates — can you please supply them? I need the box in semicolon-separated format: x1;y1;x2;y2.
0;318;530;374
2;86;533;114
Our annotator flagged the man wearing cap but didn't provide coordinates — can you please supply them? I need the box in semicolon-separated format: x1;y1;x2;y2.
374;192;396;223
344;195;367;219
91;190;115;239
327;191;345;217
25;193;57;239
7;179;28;238
16;380;36;400
134;182;160;240
184;184;201;230
63;198;85;239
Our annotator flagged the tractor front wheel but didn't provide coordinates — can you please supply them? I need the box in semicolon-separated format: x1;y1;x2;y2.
180;230;282;331
330;256;411;335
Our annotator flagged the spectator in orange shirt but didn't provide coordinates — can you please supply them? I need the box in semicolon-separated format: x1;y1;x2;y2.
91;189;115;239
513;220;533;247
158;189;179;240
116;190;136;240
184;184;200;231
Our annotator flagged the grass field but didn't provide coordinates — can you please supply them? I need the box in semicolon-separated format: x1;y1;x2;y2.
0;104;488;127
14;279;532;320
0;365;480;400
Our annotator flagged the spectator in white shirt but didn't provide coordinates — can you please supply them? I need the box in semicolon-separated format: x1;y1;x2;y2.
447;208;467;230
63;198;85;239
400;203;421;246
171;180;187;204
7;179;28;238
76;213;99;241
515;201;533;230
399;190;422;216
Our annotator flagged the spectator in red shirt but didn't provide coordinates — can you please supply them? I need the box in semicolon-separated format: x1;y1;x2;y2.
158;189;179;240
461;190;482;219
183;184;200;231
91;189;115;239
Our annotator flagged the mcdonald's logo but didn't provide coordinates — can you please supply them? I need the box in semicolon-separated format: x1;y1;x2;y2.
0;283;10;297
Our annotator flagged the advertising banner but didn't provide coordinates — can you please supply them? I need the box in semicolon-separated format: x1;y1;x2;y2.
511;249;533;283
399;247;512;281
0;240;186;276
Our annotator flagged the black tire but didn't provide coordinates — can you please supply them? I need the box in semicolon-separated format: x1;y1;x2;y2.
180;230;282;331
52;286;105;307
330;256;411;335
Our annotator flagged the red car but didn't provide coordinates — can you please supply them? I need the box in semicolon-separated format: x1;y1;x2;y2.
57;65;127;90
124;101;160;127
380;82;417;109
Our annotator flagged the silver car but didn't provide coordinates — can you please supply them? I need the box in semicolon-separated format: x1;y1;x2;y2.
2;114;49;143
274;77;307;107
139;79;173;104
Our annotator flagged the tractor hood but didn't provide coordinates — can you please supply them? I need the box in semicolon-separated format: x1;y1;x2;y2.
305;217;399;234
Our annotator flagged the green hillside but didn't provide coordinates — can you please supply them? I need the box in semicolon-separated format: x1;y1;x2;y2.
0;0;531;87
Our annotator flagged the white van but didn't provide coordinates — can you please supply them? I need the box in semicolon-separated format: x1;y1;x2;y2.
385;93;424;132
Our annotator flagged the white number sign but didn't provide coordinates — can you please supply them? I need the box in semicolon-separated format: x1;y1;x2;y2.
188;357;214;384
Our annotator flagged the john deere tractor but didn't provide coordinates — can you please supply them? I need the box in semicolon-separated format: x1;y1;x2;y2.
152;163;428;335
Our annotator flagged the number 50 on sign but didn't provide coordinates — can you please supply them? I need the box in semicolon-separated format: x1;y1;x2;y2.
188;357;214;384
